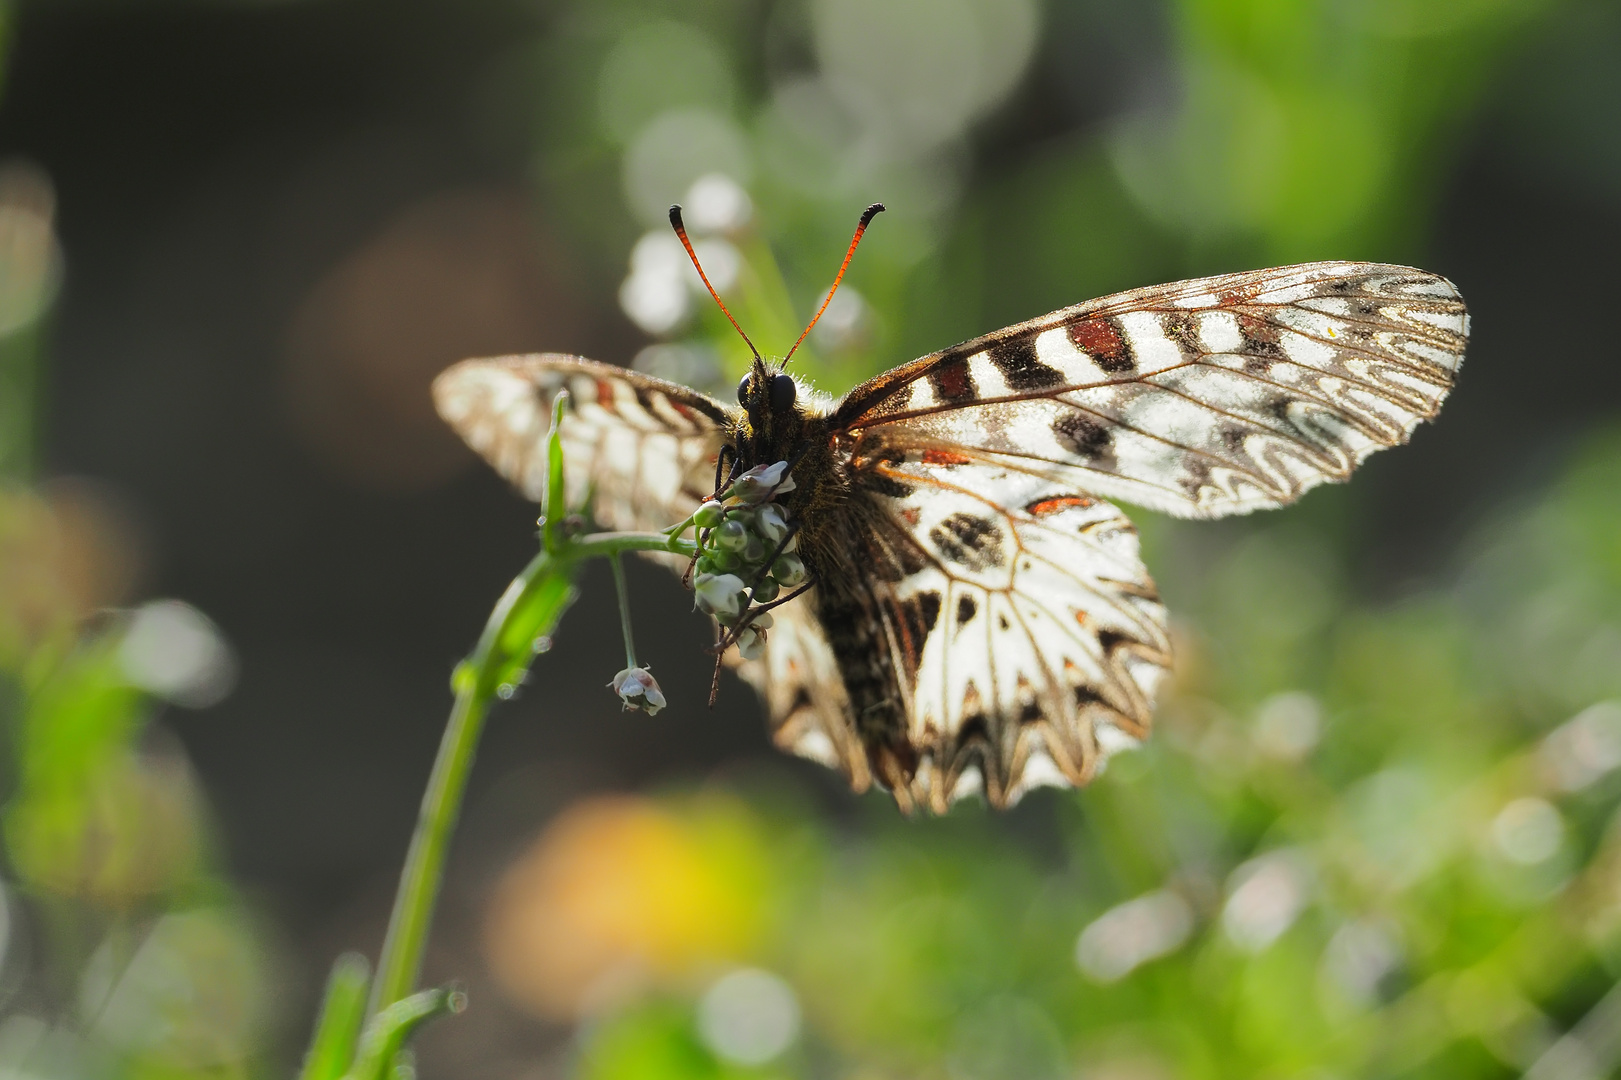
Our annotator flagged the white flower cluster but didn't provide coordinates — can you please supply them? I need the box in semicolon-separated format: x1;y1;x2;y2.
690;461;807;660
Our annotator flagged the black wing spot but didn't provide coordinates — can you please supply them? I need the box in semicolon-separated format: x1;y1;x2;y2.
865;472;915;499
1018;700;1044;724
956;595;978;625
1052;411;1117;469
1161;311;1201;356
1179;458;1214;498
929;513;1005;572
957;712;990;745
1074;684;1106;707
987;337;1064;390
998;614;1010;631
918;591;942;635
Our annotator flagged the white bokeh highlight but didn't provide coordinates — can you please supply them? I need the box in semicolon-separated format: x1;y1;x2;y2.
1075;889;1194;983
697;968;801;1066
1491;797;1564;865
1252;690;1322;761
1222;850;1310;952
684;173;752;233
117;600;237;709
1540;700;1621;792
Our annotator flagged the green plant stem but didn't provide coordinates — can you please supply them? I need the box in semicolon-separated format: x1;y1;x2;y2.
610;554;637;669
364;528;697;1018
364;626;503;1016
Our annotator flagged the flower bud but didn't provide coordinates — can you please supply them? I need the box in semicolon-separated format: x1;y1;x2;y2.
706;549;741;572
772;553;806;588
609;667;667;716
693;500;725;528
714;519;748;551
693;572;747;619
742;533;766;564
730;461;796;504
752;579;780;603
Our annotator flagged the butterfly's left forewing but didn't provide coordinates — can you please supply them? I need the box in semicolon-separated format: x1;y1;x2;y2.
433;354;734;534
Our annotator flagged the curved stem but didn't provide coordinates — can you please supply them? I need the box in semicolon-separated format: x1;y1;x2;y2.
367;548;559;1015
363;530;697;1018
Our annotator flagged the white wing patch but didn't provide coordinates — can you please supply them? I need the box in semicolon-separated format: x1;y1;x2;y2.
859;458;1171;812
839;262;1467;519
433;354;731;533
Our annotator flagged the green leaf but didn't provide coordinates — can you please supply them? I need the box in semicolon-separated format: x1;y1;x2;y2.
299;953;371;1080
345;985;467;1080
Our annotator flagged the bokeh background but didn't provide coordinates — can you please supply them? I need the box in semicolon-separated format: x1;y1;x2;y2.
1;0;1620;1076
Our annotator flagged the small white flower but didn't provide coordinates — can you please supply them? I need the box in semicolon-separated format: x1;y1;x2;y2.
754;504;790;544
736;625;767;660
694;573;747;620
730;461;795;504
610;667;667;715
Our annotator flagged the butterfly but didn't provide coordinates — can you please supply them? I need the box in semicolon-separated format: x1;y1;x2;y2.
434;204;1468;814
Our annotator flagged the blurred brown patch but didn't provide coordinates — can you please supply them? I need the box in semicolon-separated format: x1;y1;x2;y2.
281;187;583;492
0;479;144;664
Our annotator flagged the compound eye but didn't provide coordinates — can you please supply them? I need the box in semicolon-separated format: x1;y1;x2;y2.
770;372;797;412
736;373;751;405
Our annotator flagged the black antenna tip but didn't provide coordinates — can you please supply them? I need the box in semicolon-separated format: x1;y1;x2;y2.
860;203;886;226
668;204;685;229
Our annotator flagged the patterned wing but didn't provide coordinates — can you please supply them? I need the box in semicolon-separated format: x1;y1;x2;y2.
832;262;1468;518
802;456;1171;813
433;354;735;532
726;598;878;795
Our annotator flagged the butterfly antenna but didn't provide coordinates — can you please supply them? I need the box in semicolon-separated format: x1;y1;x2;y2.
669;204;761;364
782;202;884;367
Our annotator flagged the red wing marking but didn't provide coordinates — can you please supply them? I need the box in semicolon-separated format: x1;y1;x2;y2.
1068;317;1125;359
1026;495;1096;517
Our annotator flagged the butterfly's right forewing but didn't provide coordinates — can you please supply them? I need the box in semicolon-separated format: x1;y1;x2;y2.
834;262;1467;519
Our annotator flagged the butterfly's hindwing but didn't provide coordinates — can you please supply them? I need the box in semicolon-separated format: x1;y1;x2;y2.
433;354;734;533
834;262;1467;519
803;456;1171;812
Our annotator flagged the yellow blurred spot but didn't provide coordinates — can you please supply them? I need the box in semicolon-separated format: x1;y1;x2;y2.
483;794;768;1021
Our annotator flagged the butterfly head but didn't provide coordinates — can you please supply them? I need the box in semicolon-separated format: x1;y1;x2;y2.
735;360;811;462
737;361;799;415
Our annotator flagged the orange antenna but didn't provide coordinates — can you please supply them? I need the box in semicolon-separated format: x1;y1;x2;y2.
669;205;761;363
783;202;884;366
